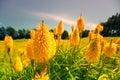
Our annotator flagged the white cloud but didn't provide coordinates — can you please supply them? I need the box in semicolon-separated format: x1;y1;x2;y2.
30;12;76;25
25;11;97;30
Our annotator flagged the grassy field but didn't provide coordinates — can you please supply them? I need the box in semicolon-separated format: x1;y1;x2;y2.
0;37;120;80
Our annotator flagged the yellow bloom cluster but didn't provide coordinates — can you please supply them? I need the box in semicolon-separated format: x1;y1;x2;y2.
103;42;117;57
33;21;56;63
116;39;120;49
70;28;79;46
85;35;101;63
98;74;110;80
94;24;103;33
30;30;35;39
26;39;34;59
53;27;57;35
33;71;49;80
4;36;13;58
57;20;64;35
14;57;23;72
18;48;24;55
71;24;74;32
77;16;85;32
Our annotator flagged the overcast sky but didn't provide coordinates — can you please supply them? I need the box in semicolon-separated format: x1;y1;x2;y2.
0;0;120;32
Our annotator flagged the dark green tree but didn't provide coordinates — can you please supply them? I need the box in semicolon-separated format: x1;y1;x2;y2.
61;30;69;39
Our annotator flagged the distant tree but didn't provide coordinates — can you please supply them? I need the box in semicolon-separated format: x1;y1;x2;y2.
6;26;17;39
0;27;6;40
18;29;24;38
61;30;69;39
82;30;90;37
25;30;30;38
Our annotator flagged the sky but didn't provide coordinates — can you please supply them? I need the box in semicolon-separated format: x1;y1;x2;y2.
0;0;120;32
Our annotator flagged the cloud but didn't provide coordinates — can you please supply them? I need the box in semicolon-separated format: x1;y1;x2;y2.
30;12;76;25
25;11;97;30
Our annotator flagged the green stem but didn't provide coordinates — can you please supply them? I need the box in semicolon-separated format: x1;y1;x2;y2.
97;57;106;79
71;46;76;65
86;63;91;80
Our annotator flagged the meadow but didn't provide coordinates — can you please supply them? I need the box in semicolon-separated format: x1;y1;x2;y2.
0;37;120;80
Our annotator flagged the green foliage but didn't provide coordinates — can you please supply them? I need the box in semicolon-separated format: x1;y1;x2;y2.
0;38;120;80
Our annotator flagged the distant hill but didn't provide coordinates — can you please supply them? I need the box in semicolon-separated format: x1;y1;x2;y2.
101;13;120;37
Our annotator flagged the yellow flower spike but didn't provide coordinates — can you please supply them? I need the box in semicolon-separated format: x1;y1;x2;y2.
116;39;120;49
14;56;23;72
77;15;85;32
94;24;104;33
98;74;110;80
72;28;79;46
30;30;35;39
23;58;30;68
57;20;64;35
4;36;13;58
53;27;57;35
33;20;56;63
26;39;34;60
85;35;101;63
88;31;94;41
101;39;107;51
103;40;117;57
18;48;24;55
69;32;73;43
71;24;74;32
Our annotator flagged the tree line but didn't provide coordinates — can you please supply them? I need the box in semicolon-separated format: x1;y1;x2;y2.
101;13;120;36
0;26;30;40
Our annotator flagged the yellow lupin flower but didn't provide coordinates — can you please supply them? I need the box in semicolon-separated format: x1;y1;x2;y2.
71;24;74;32
26;39;34;59
101;39;107;51
33;72;49;80
88;31;94;41
30;30;35;39
77;16;85;32
4;36;13;58
116;39;120;49
33;20;56;63
57;20;64;35
72;28;79;46
94;24;104;33
85;35;101;63
14;57;23;72
98;74;110;80
69;32;73;43
18;48;24;55
53;27;57;35
103;41;117;57
23;58;30;68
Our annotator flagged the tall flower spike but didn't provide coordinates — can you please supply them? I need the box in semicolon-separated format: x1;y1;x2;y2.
103;39;117;57
88;31;94;41
57;20;64;35
72;28;79;46
33;20;56;63
77;15;85;32
14;56;23;72
26;39;34;60
69;32;73;44
85;34;101;63
4;36;13;59
94;24;104;34
71;24;74;32
30;30;35;39
53;27;57;35
116;39;120;49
